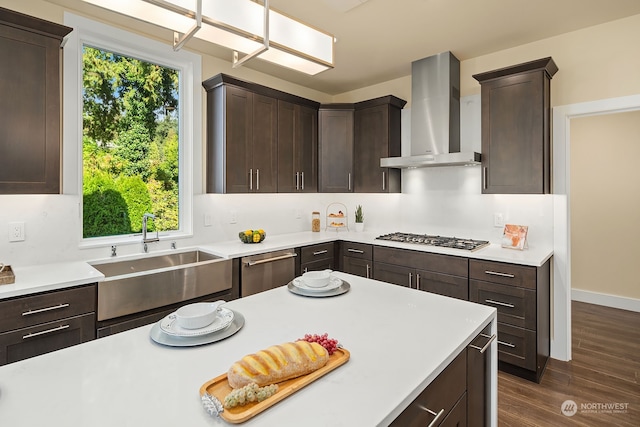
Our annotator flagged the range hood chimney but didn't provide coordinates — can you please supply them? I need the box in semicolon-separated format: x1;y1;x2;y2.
380;51;481;168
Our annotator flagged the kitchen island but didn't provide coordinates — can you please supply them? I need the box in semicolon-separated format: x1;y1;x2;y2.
0;272;496;426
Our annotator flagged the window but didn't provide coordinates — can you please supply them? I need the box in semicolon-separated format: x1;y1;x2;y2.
63;13;202;246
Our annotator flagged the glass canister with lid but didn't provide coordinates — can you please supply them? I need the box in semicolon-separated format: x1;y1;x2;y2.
311;211;321;232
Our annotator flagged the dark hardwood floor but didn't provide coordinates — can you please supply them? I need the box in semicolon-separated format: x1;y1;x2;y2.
498;301;640;426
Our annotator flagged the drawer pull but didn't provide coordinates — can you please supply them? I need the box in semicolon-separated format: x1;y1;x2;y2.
23;324;70;339
469;333;497;354
485;299;515;308
416;405;445;427
312;250;328;256
22;303;70;316
347;248;364;254
485;270;515;278
366;264;370;279
498;340;516;348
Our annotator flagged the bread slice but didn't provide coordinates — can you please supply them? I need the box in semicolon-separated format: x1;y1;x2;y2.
227;341;329;388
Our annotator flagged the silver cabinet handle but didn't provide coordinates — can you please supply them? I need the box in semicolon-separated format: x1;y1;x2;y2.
347;248;364;254
485;299;515;308
249;169;253;191
382;171;385;191
348;172;351;191
245;252;297;266
301;172;304;190
416;273;421;290
469;333;497;354
483;167;488;190
22;303;70;316
417;407;445;427
485;270;515;278
256;169;260;190
498;340;516;348
366;264;370;278
312;250;328;256
23;324;70;339
295;172;299;190
408;272;413;289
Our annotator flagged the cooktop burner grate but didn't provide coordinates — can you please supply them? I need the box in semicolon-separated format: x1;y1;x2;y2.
375;232;490;251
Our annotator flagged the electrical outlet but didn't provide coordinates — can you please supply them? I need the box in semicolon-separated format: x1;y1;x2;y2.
493;213;504;228
295;209;302;219
229;210;238;224
8;222;25;242
204;213;213;227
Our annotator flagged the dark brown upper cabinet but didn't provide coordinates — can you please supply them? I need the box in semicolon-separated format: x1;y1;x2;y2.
354;96;406;193
318;104;355;193
473;58;558;194
0;8;72;194
203;74;319;194
277;100;318;193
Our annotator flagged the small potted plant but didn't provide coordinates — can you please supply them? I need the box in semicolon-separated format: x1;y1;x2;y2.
354;205;364;232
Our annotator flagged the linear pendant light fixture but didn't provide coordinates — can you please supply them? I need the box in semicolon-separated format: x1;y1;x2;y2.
82;0;334;75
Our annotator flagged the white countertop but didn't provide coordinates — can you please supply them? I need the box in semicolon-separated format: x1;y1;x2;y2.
200;230;554;266
0;230;552;301
0;272;497;427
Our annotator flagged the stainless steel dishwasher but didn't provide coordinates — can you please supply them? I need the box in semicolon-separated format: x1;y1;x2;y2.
241;249;297;297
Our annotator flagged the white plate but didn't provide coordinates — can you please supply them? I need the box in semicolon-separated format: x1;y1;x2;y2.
292;276;343;292
150;311;244;347
287;280;350;298
159;307;234;337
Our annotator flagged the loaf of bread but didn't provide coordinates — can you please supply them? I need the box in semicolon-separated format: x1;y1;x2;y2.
227;341;329;388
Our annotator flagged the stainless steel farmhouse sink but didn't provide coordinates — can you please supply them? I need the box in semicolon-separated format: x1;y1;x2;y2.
91;250;232;322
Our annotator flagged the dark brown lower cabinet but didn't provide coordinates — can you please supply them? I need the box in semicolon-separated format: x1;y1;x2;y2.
0;313;95;365
373;246;469;300
298;242;335;275
339;242;373;278
390;350;467;426
467;324;494;427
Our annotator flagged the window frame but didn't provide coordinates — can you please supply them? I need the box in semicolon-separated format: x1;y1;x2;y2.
63;13;202;248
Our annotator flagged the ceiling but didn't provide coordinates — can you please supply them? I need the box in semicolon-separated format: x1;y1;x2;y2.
48;0;640;95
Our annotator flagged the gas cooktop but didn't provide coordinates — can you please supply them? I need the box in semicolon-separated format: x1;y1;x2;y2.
375;232;490;251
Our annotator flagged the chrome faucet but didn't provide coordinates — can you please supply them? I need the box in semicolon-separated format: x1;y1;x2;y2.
142;213;159;253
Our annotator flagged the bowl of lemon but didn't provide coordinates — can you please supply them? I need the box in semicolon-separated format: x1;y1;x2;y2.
238;229;266;244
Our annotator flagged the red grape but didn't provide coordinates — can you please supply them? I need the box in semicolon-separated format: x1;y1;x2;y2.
297;333;339;355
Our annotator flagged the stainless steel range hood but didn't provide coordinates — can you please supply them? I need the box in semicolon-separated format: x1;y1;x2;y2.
380;51;481;168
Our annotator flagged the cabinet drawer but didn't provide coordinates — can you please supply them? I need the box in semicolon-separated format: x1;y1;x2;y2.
470;280;536;329
0;285;96;333
418;270;468;301
469;260;536;289
341;242;372;260
0;313;96;365
497;323;536;371
300;242;334;264
390;350;466;426
374;246;468;277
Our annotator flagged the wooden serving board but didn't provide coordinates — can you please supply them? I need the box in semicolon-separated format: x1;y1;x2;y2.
199;347;350;424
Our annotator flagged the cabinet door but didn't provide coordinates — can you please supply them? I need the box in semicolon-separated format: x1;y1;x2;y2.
480;71;547;194
277;101;318;193
0;313;95;366
373;262;414;289
251;93;278;193
354;104;401;193
467;324;493;427
342;256;371;278
319;108;354;192
297;104;318;193
0;12;71;194
224;86;253;193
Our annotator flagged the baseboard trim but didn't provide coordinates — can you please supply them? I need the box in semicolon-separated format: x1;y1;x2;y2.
572;288;640;313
